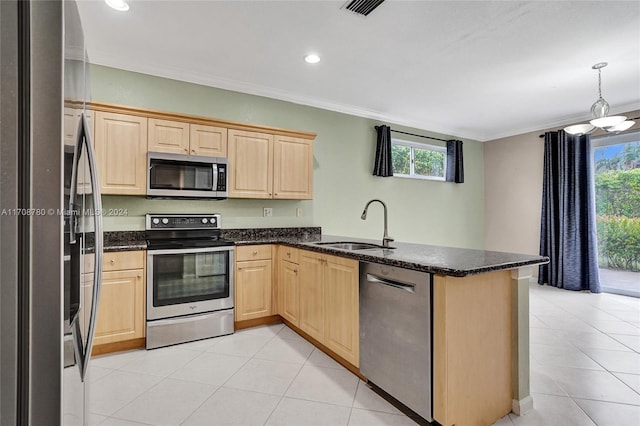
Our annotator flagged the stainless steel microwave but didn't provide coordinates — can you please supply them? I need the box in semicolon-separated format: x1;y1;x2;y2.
147;152;228;199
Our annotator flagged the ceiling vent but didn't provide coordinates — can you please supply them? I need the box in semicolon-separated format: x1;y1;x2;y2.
343;0;386;17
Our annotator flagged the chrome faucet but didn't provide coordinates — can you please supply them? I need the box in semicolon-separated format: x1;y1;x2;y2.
361;199;394;247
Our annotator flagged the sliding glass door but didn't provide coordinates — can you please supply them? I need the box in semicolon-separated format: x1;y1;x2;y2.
592;131;640;297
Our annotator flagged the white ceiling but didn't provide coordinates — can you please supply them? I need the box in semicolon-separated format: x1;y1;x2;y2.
76;0;640;141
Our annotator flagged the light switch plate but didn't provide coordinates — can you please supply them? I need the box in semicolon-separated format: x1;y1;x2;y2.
263;207;273;217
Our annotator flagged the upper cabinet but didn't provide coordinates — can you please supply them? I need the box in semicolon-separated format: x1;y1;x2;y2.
89;102;315;198
94;111;148;195
273;136;313;199
148;118;228;157
228;130;274;199
148;118;190;154
190;124;228;157
228;130;314;199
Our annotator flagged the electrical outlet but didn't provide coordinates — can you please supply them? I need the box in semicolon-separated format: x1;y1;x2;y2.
296;208;302;217
263;208;273;217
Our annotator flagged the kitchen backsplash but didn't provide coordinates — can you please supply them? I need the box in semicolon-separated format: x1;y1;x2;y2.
101;195;315;231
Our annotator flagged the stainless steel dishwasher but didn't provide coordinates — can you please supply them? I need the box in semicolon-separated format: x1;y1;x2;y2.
359;262;432;421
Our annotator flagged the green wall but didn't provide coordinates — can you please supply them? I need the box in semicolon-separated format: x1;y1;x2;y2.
91;65;485;248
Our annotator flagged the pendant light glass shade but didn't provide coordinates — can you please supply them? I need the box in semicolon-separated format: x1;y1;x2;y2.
564;123;596;135
564;62;634;136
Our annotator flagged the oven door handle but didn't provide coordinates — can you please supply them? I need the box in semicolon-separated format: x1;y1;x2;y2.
147;246;235;256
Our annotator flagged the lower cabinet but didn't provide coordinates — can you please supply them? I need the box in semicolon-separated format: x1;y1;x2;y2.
235;245;273;321
93;251;146;347
297;249;360;367
278;247;300;326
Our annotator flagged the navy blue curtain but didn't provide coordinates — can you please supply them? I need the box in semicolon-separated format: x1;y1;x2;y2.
373;125;393;177
538;130;600;292
446;140;464;183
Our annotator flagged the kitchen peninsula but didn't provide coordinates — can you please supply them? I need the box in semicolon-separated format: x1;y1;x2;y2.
101;228;547;426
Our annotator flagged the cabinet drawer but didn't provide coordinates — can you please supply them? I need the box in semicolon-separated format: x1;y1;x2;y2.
102;251;145;272
280;246;299;264
236;245;272;261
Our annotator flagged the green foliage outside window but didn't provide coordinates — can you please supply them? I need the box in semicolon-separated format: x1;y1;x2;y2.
391;142;445;178
595;142;640;271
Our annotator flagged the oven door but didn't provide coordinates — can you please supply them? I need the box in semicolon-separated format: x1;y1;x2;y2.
147;246;234;320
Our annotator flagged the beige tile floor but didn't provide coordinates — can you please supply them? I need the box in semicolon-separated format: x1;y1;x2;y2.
89;282;640;425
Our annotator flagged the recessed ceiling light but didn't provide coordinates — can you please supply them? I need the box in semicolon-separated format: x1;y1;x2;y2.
105;0;130;12
304;54;320;64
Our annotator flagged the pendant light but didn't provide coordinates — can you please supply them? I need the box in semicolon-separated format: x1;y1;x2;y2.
564;62;635;135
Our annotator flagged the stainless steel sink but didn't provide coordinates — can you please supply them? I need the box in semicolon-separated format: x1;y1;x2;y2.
314;241;395;250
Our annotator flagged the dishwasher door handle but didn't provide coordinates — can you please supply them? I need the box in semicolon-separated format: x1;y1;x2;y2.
366;274;415;293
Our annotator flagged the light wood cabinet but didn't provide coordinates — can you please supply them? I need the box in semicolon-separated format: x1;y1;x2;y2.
323;255;359;366
94;111;148;195
228;130;274;198
190;124;227;157
148;118;190;154
148;118;228;157
273;136;313;199
228;131;313;199
433;271;513;426
297;249;359;366
298;250;325;342
93;251;145;346
235;245;273;321
278;247;300;326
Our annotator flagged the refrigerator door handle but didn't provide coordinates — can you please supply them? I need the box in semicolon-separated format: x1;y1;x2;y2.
71;113;104;381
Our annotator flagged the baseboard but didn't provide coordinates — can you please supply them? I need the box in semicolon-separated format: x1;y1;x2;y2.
512;395;534;416
234;315;281;330
92;337;145;356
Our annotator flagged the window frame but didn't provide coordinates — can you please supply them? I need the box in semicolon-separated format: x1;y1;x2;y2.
391;138;447;181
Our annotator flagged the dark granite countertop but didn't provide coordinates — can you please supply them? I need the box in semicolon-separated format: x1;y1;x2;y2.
102;231;146;252
100;228;548;277
230;233;548;277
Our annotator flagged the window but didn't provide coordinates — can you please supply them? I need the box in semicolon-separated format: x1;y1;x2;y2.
391;139;446;180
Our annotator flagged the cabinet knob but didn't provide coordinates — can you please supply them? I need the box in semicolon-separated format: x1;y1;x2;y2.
286;252;291;257
184;148;188;153
191;149;195;153
110;259;115;265
252;251;258;255
293;269;298;273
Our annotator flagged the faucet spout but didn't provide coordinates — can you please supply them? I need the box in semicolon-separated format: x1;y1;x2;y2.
361;199;394;247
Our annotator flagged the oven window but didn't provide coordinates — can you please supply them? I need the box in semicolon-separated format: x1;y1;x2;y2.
152;251;229;306
149;159;213;191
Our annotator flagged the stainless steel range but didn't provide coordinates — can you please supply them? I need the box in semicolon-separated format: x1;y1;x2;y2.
145;214;234;349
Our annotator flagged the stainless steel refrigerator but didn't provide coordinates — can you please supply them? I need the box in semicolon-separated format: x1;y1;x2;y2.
1;1;103;424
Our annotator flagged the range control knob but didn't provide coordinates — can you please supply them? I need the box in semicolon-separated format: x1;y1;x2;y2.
202;218;208;224
152;218;160;225
161;218;169;225
210;218;217;225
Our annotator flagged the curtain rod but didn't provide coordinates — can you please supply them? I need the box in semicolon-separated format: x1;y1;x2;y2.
375;126;449;142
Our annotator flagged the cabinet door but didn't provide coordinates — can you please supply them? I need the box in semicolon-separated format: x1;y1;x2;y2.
273;136;313;199
190;124;227;157
93;268;145;346
94;111;148;195
235;259;272;321
324;255;359;367
279;259;300;326
148;118;190;155
228;130;273;198
298;251;324;342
